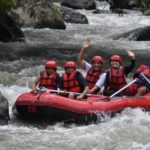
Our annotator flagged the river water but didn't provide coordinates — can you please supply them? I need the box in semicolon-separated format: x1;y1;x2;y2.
0;2;150;150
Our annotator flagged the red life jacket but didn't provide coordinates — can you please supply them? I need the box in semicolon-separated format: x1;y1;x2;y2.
142;68;150;77
86;68;105;89
109;66;127;91
39;70;57;90
62;71;81;93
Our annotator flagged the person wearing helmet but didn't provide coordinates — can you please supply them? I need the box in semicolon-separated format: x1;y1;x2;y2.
101;50;136;96
133;65;148;79
78;38;106;94
131;65;150;96
61;61;89;99
32;60;61;92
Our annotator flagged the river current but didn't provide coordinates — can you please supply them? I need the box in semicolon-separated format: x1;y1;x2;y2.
0;2;150;150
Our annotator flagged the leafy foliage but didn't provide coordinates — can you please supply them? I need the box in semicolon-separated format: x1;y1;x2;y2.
0;0;16;13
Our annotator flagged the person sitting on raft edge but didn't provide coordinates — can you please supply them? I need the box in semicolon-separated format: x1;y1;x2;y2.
100;50;136;96
32;60;61;93
60;61;89;100
131;64;150;96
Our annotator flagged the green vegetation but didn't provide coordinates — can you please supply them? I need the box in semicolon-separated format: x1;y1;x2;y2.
54;7;62;16
139;0;150;8
0;0;16;13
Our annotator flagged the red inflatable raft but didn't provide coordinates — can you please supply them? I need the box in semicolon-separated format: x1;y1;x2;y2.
12;91;150;124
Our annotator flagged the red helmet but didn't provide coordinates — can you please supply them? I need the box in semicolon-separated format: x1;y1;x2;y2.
92;55;104;64
138;65;147;72
64;61;77;69
45;60;57;69
110;55;122;63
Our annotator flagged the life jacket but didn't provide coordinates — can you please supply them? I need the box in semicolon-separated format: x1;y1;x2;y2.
86;68;105;89
138;68;150;90
39;70;57;90
62;71;81;93
109;66;127;91
142;68;150;78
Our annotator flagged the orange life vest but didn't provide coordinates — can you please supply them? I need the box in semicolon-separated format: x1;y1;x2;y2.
39;70;57;90
109;67;127;91
62;71;81;92
86;68;105;89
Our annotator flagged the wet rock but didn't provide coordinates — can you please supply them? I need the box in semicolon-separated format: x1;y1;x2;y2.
12;0;66;29
113;26;150;41
61;0;96;10
109;0;139;10
0;92;9;125
0;13;25;42
143;9;150;15
60;6;88;24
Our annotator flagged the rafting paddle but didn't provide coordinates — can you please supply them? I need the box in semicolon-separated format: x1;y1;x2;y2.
37;87;102;97
109;78;138;99
141;72;150;85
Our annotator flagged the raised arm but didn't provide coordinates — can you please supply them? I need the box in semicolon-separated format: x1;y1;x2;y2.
127;49;135;59
124;50;136;75
78;38;90;69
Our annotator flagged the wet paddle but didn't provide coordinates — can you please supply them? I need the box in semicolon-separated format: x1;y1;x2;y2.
37;88;102;97
109;78;138;99
89;78;138;103
141;72;150;85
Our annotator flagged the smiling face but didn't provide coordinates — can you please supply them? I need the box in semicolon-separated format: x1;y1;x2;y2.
92;61;103;71
111;60;120;69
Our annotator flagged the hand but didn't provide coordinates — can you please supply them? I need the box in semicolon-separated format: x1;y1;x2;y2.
126;49;135;59
98;86;105;95
83;38;90;49
68;93;75;99
76;94;84;100
33;89;38;95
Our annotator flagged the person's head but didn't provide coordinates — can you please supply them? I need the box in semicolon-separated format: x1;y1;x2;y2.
110;54;122;69
64;61;77;74
137;65;147;73
91;55;104;71
45;60;57;73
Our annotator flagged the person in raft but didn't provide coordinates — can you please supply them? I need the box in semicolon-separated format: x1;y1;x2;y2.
32;60;61;93
60;61;89;100
100;50;136;96
78;38;106;94
131;64;150;96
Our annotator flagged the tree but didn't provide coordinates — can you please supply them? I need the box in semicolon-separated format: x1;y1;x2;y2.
0;0;16;13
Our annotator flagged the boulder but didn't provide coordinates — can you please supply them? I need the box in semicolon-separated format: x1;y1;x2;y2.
0;92;9;125
113;26;150;41
0;13;24;42
12;0;66;29
60;6;88;24
143;9;150;15
109;0;139;10
61;0;96;10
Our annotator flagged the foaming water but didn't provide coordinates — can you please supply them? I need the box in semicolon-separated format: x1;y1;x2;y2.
0;108;150;150
0;84;30;111
0;2;150;149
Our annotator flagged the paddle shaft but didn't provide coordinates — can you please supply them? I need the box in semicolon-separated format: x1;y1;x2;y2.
39;88;101;97
141;72;150;85
109;79;137;99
